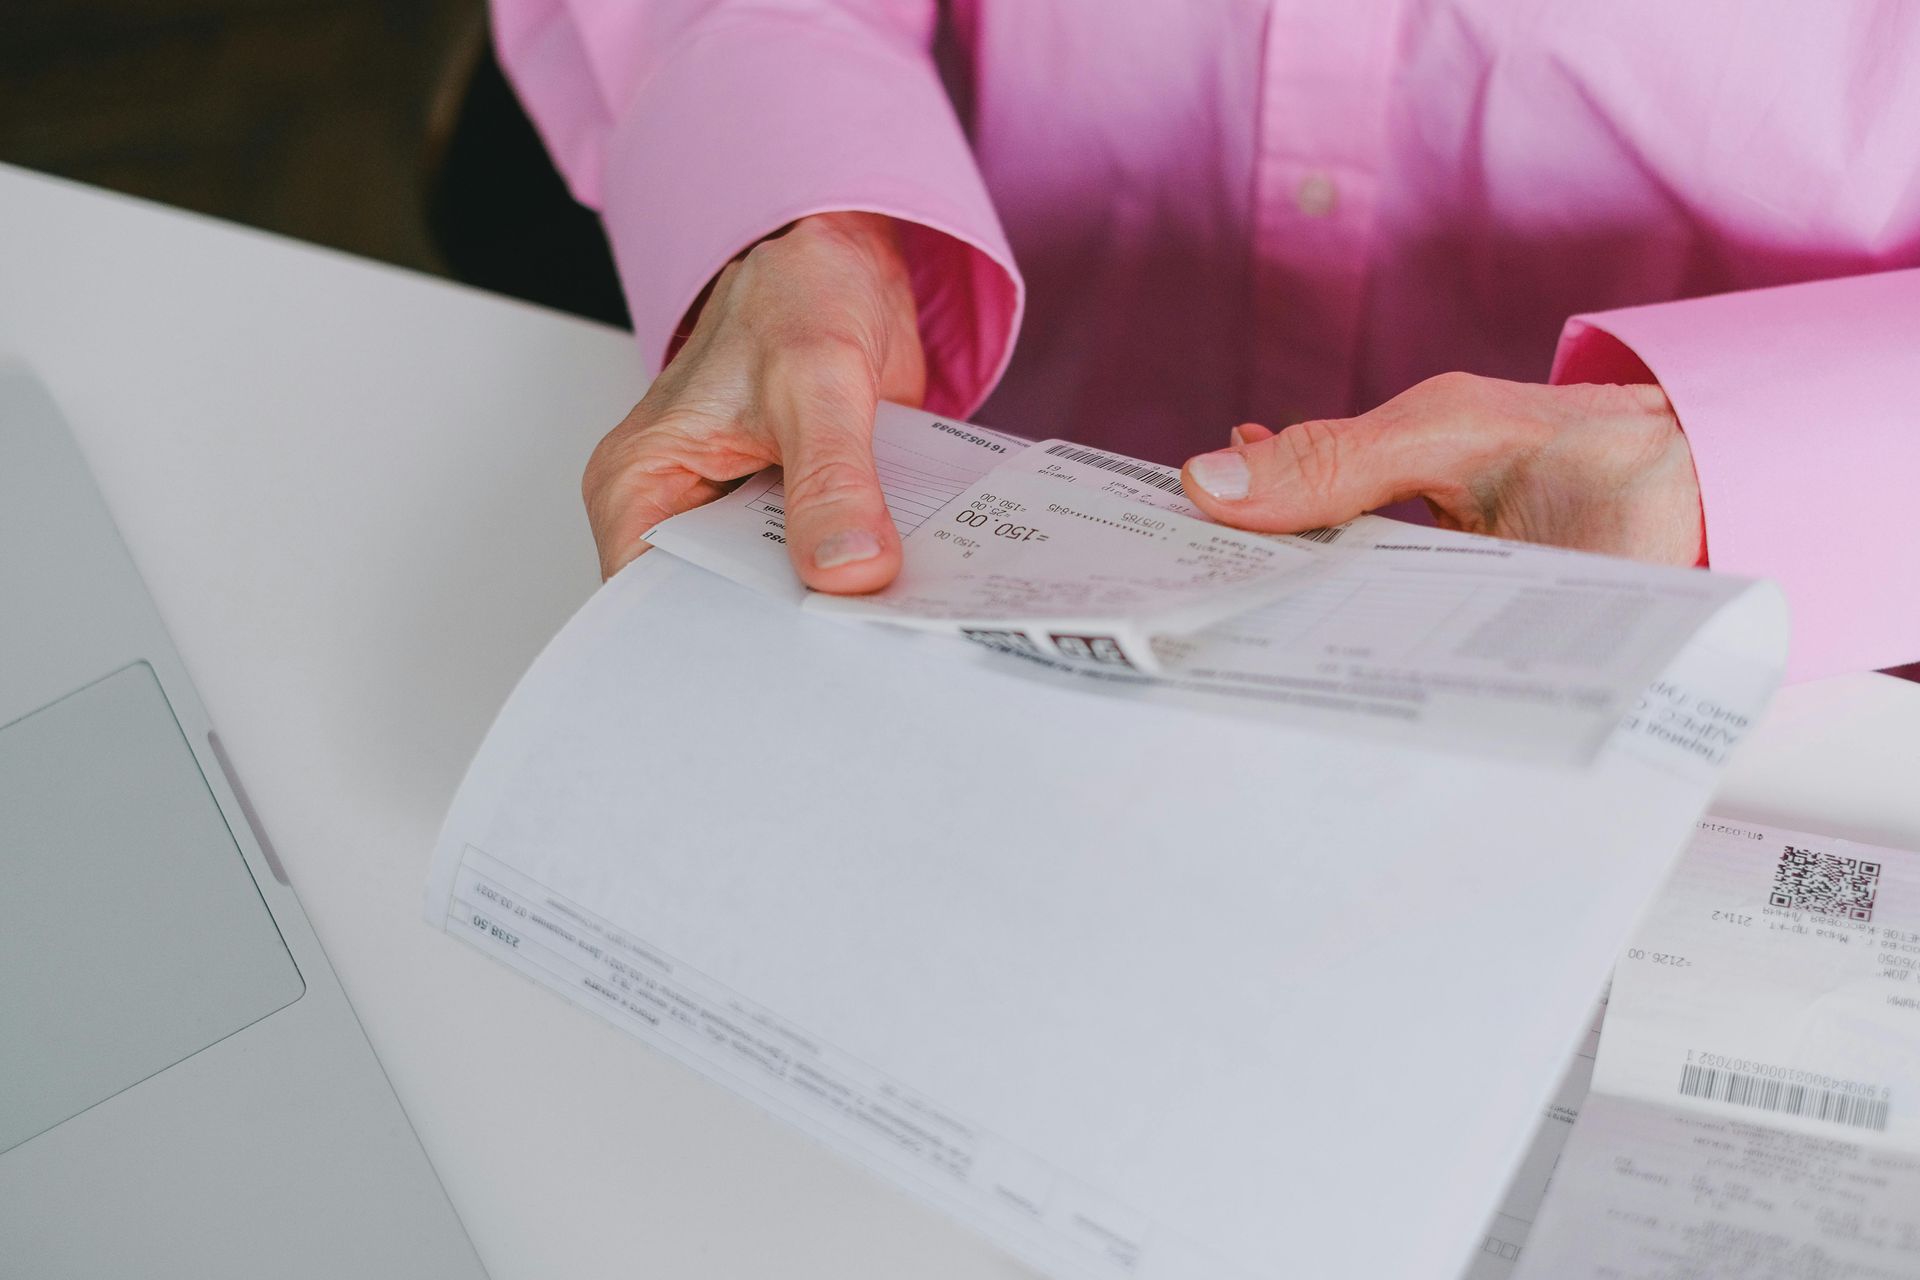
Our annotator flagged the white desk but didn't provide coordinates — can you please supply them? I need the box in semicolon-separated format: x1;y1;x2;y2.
2;163;1915;1280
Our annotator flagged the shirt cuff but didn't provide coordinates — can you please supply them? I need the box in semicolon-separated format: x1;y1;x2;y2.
1551;272;1920;682
597;17;1024;418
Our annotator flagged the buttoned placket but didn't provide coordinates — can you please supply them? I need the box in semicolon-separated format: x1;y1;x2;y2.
1247;0;1404;427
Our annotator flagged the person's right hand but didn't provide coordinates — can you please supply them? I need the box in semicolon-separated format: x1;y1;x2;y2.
582;210;926;590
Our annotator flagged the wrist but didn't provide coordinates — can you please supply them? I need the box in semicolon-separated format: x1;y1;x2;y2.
787;211;909;280
669;212;906;361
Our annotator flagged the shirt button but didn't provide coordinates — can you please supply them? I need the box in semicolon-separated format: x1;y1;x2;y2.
1294;171;1337;218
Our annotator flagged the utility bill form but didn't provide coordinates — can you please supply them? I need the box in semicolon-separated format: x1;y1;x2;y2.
427;403;1789;1280
1513;819;1920;1279
650;403;1773;765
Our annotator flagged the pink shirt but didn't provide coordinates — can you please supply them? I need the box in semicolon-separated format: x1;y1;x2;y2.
495;0;1920;681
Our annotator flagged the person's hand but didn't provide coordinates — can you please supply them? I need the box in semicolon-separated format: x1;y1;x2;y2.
582;210;926;589
1180;373;1704;564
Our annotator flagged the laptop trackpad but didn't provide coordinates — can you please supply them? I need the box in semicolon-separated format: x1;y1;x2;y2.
0;664;304;1153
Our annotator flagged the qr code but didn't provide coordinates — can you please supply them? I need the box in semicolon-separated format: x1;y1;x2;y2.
1769;845;1881;920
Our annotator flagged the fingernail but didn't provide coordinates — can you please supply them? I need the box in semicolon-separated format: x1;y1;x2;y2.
814;529;883;569
1229;426;1249;447
1187;450;1251;501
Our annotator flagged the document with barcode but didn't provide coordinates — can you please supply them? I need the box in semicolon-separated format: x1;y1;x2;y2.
427;402;1792;1280
648;404;1771;764
1514;819;1920;1278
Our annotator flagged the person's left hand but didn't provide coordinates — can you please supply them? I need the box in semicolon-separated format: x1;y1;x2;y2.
1180;372;1704;565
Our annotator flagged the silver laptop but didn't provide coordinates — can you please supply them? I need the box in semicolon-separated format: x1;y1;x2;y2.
0;367;487;1278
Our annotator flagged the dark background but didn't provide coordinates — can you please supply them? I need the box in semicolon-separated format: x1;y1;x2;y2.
4;0;628;324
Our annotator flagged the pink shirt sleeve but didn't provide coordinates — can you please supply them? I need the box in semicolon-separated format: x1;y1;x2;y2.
1551;271;1920;683
491;0;1024;416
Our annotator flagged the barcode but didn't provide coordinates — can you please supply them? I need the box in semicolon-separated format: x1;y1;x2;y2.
1677;1064;1889;1131
1289;524;1346;545
1044;443;1185;494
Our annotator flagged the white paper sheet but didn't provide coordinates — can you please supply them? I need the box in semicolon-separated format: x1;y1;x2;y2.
427;507;1786;1280
1515;819;1920;1278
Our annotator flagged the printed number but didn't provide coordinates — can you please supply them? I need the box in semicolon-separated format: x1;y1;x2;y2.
955;509;989;528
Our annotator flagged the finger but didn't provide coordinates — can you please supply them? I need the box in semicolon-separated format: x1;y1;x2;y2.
1229;422;1274;447
583;404;773;579
584;446;735;580
1182;415;1433;532
765;374;899;593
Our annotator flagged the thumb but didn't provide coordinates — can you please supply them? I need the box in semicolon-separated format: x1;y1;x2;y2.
769;380;901;593
1181;416;1424;532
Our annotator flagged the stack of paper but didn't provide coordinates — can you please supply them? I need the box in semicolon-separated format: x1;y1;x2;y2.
427;404;1789;1278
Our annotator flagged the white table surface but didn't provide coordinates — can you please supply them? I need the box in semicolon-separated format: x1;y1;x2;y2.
3;163;1916;1280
